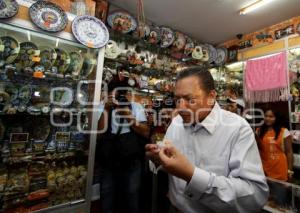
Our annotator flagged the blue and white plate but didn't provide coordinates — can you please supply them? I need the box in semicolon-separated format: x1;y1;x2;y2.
0;0;19;19
29;1;68;32
72;15;109;49
206;44;217;64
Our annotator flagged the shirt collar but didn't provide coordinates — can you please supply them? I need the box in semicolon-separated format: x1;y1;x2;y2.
200;103;220;134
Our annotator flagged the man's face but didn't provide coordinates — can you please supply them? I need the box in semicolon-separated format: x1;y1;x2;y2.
174;76;216;124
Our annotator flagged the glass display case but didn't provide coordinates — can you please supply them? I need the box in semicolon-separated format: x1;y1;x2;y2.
0;22;103;212
263;178;300;213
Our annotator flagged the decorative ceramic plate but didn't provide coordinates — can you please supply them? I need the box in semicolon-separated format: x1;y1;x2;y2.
53;48;70;74
183;36;194;56
29;1;68;32
0;36;19;67
107;10;137;34
39;46;57;71
160;27;175;48
192;46;203;60
215;48;227;66
72;15;109;48
200;44;210;62
206;44;217;64
172;31;186;51
105;40;120;59
67;51;83;78
148;26;161;44
15;42;38;70
0;0;19;19
81;53;96;78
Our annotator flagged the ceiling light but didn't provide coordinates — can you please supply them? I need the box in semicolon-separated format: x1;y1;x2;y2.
239;0;275;15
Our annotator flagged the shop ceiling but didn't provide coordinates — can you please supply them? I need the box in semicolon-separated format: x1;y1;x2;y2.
109;0;300;45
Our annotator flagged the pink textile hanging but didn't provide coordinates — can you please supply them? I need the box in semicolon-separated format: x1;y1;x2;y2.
244;51;289;103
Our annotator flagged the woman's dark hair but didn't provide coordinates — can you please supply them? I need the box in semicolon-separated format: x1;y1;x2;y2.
176;67;215;93
259;108;284;140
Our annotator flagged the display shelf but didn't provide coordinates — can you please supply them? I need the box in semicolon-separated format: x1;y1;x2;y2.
105;57;176;77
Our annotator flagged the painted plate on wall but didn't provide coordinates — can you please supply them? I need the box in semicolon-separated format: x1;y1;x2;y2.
29;1;68;32
200;44;210;62
0;36;19;67
0;0;19;19
72;15;109;48
206;44;217;64
160;27;175;48
172;31;186;51
183;36;194;56
107;10;137;34
148;25;161;44
215;48;227;65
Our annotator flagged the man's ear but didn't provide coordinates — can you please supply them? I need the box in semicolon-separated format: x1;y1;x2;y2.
207;90;217;106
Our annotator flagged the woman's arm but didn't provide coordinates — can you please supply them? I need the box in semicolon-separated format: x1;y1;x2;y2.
284;135;294;172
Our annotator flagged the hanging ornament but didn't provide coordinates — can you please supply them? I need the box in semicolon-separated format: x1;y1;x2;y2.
133;0;149;39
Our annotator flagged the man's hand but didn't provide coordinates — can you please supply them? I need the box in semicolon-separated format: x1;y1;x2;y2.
158;141;195;183
145;144;161;165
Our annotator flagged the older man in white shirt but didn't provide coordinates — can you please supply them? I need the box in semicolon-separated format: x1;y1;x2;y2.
146;67;269;213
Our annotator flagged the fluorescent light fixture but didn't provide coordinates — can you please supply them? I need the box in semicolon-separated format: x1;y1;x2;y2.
55;38;60;47
27;30;31;41
239;0;275;15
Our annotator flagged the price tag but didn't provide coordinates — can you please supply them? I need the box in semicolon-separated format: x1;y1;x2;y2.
0;45;4;52
87;41;94;48
33;71;44;78
32;56;41;62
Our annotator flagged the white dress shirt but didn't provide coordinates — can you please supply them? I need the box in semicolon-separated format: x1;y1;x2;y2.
97;102;147;134
164;103;269;213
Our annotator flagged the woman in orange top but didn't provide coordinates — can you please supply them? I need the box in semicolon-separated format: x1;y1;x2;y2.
256;109;294;181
